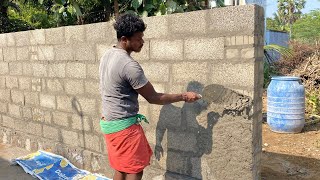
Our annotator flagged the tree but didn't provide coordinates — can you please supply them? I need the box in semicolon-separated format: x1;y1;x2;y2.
116;0;224;18
8;1;56;29
266;12;288;32
2;0;225;32
79;0;112;23
0;0;36;33
277;0;306;38
47;0;83;26
292;10;320;43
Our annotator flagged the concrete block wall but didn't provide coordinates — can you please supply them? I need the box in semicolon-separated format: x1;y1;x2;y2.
0;5;264;180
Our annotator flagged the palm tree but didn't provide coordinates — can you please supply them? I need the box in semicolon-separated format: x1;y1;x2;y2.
277;0;306;38
273;12;287;31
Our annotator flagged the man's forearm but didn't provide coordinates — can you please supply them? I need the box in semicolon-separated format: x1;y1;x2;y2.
136;82;200;104
147;93;185;105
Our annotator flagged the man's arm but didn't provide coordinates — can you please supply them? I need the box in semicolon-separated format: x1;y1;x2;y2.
136;82;201;105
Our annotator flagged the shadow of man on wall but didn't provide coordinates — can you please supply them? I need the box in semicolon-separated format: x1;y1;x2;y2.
155;81;219;179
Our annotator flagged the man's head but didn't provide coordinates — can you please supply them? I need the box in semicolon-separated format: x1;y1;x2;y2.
114;13;146;53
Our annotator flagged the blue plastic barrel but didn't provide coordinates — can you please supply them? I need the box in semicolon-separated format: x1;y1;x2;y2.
267;76;305;133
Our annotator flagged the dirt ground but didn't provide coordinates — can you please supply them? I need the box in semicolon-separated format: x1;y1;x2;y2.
262;123;320;180
261;92;320;180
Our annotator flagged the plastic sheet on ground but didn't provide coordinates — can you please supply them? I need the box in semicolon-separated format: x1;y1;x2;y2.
12;150;111;180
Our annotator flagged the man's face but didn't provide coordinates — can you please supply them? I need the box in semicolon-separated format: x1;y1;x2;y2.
127;32;144;53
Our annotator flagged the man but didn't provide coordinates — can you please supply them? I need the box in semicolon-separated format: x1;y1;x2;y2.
99;13;201;180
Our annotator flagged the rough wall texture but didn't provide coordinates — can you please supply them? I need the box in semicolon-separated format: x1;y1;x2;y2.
0;5;264;180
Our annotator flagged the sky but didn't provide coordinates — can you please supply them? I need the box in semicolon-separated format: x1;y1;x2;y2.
266;0;320;17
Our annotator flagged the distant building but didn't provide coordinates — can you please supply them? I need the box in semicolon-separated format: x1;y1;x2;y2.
266;30;289;47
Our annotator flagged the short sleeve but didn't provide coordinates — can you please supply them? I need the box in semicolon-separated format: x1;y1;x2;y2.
122;61;149;89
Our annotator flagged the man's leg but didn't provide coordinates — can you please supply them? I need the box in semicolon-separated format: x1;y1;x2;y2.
126;171;143;180
113;170;126;180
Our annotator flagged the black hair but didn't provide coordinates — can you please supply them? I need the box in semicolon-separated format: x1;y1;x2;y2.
113;13;146;40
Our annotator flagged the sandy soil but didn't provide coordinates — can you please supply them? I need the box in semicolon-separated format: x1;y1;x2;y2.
262;91;320;180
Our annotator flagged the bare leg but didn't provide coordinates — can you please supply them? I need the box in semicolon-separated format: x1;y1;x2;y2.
126;171;143;180
113;170;126;180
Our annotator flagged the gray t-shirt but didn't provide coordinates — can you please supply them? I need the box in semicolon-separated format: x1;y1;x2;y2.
99;47;148;121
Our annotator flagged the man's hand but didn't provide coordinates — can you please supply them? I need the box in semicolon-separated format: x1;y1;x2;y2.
182;92;202;103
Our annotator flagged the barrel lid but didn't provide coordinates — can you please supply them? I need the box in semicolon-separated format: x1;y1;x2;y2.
271;76;301;81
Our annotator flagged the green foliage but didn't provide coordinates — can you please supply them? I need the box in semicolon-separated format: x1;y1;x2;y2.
307;90;320;115
1;0;225;32
266;13;289;32
263;62;279;88
118;0;224;17
292;10;320;43
277;0;306;37
0;0;33;33
264;44;293;64
49;0;80;26
0;0;58;32
266;17;282;31
8;2;56;29
264;44;293;57
77;0;112;23
0;16;33;33
277;0;306;23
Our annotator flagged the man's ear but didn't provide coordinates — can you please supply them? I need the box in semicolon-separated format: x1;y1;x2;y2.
120;36;128;43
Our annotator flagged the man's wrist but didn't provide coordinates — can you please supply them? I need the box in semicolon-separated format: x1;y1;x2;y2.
181;93;187;102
